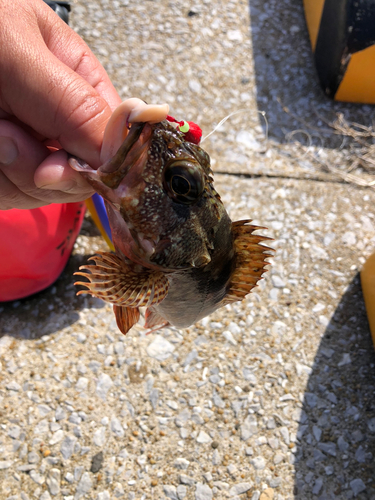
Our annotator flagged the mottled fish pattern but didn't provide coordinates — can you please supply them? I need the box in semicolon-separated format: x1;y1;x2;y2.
69;119;272;335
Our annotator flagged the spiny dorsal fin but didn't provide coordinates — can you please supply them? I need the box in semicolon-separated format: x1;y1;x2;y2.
74;251;168;307
223;220;273;305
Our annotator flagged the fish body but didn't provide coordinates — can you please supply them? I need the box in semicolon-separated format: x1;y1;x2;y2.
69;106;271;335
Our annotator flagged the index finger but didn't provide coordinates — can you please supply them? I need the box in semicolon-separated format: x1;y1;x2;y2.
0;1;121;167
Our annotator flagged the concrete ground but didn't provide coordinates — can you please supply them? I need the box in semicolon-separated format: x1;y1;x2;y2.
1;0;375;499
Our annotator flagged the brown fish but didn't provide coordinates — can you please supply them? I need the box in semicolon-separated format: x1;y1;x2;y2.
69;104;272;335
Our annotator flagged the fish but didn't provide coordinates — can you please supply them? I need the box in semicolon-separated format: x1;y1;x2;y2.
69;99;272;335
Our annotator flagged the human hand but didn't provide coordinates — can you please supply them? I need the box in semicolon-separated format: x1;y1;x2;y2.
0;0;122;210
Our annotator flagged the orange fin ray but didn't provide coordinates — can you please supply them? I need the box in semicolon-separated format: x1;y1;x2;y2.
74;252;168;308
223;220;273;305
144;307;170;334
113;305;140;335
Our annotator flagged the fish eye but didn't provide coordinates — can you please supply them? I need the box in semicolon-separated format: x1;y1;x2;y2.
171;175;191;196
163;160;204;204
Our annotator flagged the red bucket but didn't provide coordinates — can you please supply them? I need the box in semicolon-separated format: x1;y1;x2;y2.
0;202;85;301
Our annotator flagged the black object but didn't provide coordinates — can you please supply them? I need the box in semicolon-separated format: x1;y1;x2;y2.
315;0;375;97
90;451;104;473
44;1;71;25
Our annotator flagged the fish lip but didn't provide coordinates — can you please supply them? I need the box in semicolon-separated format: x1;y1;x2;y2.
100;122;146;175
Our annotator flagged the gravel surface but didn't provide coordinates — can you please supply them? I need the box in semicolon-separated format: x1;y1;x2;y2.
1;1;375;499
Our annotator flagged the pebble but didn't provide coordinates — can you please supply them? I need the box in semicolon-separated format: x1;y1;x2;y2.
318;442;336;457
195;483;212;500
34;419;49;434
350;478;366;496
313;449;326;462
61;436;77;460
93;427;106;447
68;411;82;424
174;458;190;470
0;461;12;469
76;333;86;343
146;336;175;361
8;425;21;439
240;415;258;440
368;417;375;432
6;381;21;391
46;468;61;496
114;483;124;497
251;456;266;470
222;330;237;346
227;464;237;476
29;470;45;485
352;430;364;442
55;407;66;421
96;374;113;401
312;426;321;442
182;349;198;367
75;377;88;392
177;485;187;500
312;477;323;495
260;489;274;500
166;399;179;410
243;367;257;384
355;445;366;463
163;485;178;500
74;466;84;481
229;482;253;496
97;492;110;500
91;452;104;473
110;417;124;438
65;472;74;483
74;472;93;500
271;276;285;288
28;451;40;463
149;388;159;409
338;353;351;367
38;404;51;417
197;431;211;443
50;430;65;445
189;80;202;93
179;474;195;486
40;492;52;500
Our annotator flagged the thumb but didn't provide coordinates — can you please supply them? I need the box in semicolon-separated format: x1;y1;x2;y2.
0;120;93;209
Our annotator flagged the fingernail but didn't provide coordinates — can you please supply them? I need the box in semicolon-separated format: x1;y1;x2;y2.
0;137;19;165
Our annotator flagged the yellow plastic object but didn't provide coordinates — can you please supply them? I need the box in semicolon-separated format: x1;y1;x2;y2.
335;45;375;103
303;0;325;51
85;198;115;252
303;0;375;104
360;252;375;348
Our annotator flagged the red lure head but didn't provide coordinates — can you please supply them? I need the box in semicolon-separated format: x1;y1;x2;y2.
166;115;202;145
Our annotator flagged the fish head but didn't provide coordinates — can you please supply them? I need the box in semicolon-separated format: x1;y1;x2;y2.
70;120;230;271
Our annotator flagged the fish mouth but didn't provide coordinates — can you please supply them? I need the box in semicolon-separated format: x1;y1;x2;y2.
97;123;166;270
97;122;149;189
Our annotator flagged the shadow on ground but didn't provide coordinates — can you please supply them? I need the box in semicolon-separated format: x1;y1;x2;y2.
0;216;106;340
248;0;372;146
294;274;375;499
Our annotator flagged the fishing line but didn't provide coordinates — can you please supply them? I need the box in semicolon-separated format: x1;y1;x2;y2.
200;109;268;145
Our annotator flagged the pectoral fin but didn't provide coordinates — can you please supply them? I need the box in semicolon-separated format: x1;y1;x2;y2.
144;307;169;331
75;252;169;308
113;305;140;335
223;220;273;304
